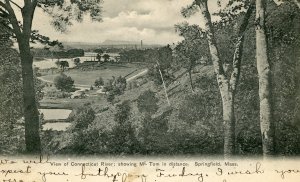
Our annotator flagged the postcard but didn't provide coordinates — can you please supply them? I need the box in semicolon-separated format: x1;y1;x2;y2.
0;0;299;181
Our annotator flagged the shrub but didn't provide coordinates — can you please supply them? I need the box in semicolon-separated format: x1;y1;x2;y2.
138;115;170;154
106;92;115;104
70;103;95;131
74;58;81;67
105;76;127;103
46;88;72;98
54;73;75;92
94;77;104;87
137;90;159;116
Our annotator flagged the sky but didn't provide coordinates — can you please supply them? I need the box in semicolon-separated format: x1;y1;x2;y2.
14;0;225;45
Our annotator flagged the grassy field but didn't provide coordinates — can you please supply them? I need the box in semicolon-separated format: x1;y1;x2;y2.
39;63;145;86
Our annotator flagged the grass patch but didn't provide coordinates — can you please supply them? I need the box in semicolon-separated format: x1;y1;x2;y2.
40;63;145;86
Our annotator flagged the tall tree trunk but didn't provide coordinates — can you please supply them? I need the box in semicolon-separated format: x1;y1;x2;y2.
255;0;275;156
18;38;41;153
197;0;254;157
197;0;235;157
19;2;41;153
222;92;235;155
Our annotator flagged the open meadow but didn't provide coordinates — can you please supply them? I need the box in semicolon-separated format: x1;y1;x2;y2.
39;62;146;86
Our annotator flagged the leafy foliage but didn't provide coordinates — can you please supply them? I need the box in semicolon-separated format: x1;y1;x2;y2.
54;73;75;92
0;46;45;154
104;76;127;103
108;101;140;154
94;76;104;87
137;90;159;116
74;58;81;66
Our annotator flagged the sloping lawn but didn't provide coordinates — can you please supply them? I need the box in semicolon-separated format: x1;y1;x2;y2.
40;63;142;86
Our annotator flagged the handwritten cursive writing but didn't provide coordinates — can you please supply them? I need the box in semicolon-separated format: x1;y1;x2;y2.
275;169;300;179
216;162;264;176
38;171;69;182
0;166;31;177
23;155;51;165
156;167;208;182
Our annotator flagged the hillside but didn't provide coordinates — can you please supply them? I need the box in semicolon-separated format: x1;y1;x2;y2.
82;64;216;139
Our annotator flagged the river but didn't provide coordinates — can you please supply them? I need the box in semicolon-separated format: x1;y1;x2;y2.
39;109;72;131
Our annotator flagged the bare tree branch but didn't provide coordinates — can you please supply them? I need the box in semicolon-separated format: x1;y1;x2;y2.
8;0;22;9
229;1;255;92
0;1;6;8
3;0;22;37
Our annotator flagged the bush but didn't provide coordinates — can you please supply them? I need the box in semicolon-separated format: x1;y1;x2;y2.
104;76;127;103
54;73;75;92
74;58;81;67
107;100;140;154
106;92;115;104
148;66;174;86
137;90;159;116
94;77;104;87
138;115;170;154
70;104;95;131
46;88;72;98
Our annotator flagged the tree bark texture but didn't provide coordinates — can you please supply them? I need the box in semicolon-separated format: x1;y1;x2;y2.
255;0;275;156
17;2;41;153
197;0;254;157
19;39;41;153
197;0;235;157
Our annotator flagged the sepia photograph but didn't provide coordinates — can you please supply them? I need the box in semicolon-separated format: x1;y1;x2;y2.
0;0;300;165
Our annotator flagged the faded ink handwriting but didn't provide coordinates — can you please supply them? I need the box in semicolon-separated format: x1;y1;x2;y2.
0;160;17;165
23;155;51;165
38;171;69;182
156;167;208;182
275;169;300;179
76;165;147;182
216;162;264;176
0;166;31;177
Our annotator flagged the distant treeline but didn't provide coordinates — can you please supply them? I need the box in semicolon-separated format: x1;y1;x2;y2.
31;48;84;58
119;46;172;64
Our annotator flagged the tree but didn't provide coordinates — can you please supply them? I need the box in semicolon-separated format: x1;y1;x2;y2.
94;77;104;87
96;53;101;62
255;0;275;156
74;58;80;67
70;103;95;131
108;100;139;154
137;90;159;117
174;24;209;91
0;0;103;153
265;1;300;155
103;54;110;62
94;48;104;54
95;49;103;62
157;45;173;72
59;60;69;72
0;29;24;153
54;73;75;92
67;49;84;57
182;0;254;157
